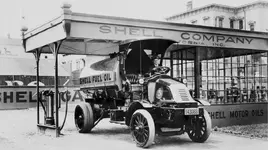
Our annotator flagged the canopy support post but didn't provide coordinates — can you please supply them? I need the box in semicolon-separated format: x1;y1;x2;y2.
50;40;63;137
33;48;42;125
170;51;174;77
194;47;201;98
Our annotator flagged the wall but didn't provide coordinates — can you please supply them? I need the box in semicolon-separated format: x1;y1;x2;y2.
1;86;267;127
169;9;236;28
0;86;84;110
170;10;215;26
204;103;267;127
0;38;54;59
175;11;212;25
210;10;233;28
258;7;268;32
236;7;260;31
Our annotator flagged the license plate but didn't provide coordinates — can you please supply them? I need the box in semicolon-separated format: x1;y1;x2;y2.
184;108;199;115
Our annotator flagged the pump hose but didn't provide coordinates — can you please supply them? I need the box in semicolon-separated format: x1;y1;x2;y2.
33;90;47;117
59;90;69;132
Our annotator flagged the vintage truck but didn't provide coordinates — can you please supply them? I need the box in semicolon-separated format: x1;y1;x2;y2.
75;38;212;148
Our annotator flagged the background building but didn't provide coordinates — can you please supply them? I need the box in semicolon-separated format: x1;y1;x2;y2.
166;1;268;104
0;37;69;86
166;0;268;32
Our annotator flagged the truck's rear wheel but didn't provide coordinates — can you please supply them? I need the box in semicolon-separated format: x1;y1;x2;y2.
130;109;155;148
74;103;94;133
187;109;212;142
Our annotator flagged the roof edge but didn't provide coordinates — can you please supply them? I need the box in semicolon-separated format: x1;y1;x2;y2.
23;15;64;39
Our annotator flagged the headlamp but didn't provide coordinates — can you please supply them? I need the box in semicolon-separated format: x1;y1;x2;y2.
138;78;145;84
156;87;163;100
182;79;187;84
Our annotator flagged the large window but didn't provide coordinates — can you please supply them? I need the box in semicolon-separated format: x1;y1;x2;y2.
191;19;197;25
215;16;224;28
248;21;256;31
170;49;268;105
203;16;210;26
239;20;244;29
250;24;255;31
219;18;224;28
230;20;234;29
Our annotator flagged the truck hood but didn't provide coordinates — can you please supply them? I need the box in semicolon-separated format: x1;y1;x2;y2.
158;78;196;103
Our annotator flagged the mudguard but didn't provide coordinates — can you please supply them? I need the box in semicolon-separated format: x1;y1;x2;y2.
125;101;153;126
194;98;211;106
140;100;153;108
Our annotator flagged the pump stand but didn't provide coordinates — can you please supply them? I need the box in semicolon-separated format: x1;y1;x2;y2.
35;41;63;137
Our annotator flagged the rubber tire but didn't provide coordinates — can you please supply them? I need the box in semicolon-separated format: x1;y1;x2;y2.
188;109;212;143
74;103;94;133
130;109;155;148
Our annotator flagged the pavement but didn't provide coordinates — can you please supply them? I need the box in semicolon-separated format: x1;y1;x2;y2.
0;105;267;150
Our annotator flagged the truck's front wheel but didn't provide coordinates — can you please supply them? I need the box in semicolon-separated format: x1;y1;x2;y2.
187;109;212;142
130;109;155;148
74;103;94;133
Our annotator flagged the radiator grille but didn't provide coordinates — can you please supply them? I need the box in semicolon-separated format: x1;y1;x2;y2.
178;89;190;101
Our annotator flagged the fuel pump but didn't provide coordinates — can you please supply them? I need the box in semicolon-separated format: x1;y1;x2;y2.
34;89;69;135
42;90;55;125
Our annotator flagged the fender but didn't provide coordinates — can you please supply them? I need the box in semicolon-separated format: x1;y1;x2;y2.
194;98;211;106
125;100;153;126
140;100;154;108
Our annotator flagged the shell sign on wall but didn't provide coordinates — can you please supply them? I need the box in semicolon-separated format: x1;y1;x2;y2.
204;104;268;127
0;86;85;110
1;86;267;128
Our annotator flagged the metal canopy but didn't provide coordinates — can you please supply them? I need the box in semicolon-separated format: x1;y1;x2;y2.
22;5;268;55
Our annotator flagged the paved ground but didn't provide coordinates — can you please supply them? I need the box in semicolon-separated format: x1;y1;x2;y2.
0;105;268;150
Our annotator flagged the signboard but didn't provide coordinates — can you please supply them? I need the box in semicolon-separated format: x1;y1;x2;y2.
80;72;116;88
0;86;85;110
0;86;267;127
69;23;268;51
70;23;268;51
204;104;268;127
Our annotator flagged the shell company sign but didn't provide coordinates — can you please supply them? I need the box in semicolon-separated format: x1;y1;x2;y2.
93;24;267;50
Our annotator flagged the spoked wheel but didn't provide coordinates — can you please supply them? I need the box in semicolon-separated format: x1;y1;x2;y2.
130;109;155;148
187;109;212;142
74;103;94;133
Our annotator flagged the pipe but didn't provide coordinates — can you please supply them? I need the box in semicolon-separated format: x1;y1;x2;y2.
54;43;59;137
34;49;41;124
59;90;69;131
243;8;247;30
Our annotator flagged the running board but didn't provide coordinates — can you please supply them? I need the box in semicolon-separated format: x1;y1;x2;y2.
161;127;182;132
109;120;126;125
157;128;184;136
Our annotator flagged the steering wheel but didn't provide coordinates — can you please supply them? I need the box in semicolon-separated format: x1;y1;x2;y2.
153;66;170;75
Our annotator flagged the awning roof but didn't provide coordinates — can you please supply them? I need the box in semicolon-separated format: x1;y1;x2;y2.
0;57;69;76
22;5;268;56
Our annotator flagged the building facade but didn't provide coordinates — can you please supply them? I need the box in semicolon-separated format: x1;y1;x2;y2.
166;1;268;32
0;37;69;86
165;1;268;105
